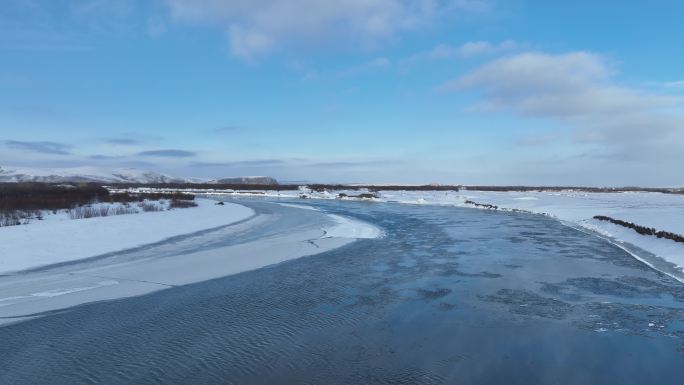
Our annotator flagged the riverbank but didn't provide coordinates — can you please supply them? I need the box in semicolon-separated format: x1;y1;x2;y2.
0;201;381;325
173;188;684;281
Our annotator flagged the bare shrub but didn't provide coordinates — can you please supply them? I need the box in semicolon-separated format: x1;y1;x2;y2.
594;215;684;243
0;211;21;227
1;209;45;227
69;206;105;219
139;202;163;212
69;206;89;219
169;199;197;209
98;206;110;217
113;206;138;215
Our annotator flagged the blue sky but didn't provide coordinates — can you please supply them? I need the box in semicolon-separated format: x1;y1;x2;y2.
1;0;683;185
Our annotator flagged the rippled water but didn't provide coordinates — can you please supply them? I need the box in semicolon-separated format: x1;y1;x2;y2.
2;200;684;384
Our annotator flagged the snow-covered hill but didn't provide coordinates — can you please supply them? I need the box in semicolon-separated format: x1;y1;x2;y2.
0;166;280;185
210;176;278;185
0;166;189;184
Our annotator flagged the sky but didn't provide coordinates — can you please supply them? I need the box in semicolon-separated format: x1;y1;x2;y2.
1;0;683;185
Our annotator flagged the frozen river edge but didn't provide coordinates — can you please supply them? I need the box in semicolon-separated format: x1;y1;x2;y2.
0;200;381;326
192;189;684;284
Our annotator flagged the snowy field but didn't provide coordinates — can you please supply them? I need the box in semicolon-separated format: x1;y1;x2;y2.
0;199;254;274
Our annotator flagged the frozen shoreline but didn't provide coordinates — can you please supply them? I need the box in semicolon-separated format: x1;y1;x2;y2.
387;190;684;281
0;201;381;325
177;188;684;281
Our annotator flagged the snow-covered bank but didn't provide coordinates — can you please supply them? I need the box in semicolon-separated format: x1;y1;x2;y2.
381;190;684;280
0;201;381;325
196;188;684;279
114;186;684;281
0;199;254;274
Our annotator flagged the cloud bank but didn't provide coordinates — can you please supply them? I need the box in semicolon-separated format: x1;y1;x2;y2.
450;52;683;159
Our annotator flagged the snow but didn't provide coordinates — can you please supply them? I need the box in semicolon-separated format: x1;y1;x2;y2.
0;165;190;183
324;214;383;239
278;203;382;238
0;199;254;274
0;165;284;184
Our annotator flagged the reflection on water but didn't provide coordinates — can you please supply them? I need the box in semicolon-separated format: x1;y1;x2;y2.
1;200;684;384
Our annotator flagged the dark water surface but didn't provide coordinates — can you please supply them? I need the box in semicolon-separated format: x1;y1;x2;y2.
2;200;684;384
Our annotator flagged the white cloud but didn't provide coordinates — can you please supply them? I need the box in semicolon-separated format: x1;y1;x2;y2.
455;40;518;57
449;51;684;158
399;40;520;69
167;0;485;60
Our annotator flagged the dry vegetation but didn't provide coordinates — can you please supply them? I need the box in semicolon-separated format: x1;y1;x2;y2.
593;215;684;244
0;183;197;227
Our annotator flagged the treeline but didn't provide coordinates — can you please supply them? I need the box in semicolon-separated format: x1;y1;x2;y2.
108;183;297;191
0;183;195;213
0;183;203;227
107;192;195;203
593;215;684;244
103;182;683;194
0;183;109;212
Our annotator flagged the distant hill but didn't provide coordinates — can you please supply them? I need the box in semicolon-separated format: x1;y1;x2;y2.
210;176;278;185
0;166;279;185
0;166;190;184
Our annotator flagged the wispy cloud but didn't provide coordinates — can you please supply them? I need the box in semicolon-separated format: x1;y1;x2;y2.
190;158;398;170
138;149;196;158
514;133;565;147
3;140;72;155
212;126;243;134
432;40;520;59
457;40;520;57
400;40;522;69
89;154;123;160
167;0;489;60
306;160;399;168
190;159;288;167
103;138;140;145
663;80;684;88
340;57;391;76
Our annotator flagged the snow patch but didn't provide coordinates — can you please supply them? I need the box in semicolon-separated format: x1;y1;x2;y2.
324;214;382;239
